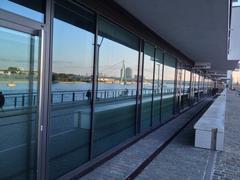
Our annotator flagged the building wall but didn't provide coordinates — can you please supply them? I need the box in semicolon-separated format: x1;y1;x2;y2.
0;1;214;179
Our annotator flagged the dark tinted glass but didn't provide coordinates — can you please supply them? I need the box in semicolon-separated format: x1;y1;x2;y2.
182;70;191;109
174;63;183;114
161;54;176;122
92;17;139;157
152;48;163;125
48;2;94;179
0;27;40;179
0;0;45;22
140;42;154;130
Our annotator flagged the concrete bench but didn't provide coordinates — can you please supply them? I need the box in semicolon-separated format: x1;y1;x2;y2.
194;89;226;151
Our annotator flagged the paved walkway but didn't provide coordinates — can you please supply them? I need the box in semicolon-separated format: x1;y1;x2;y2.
136;110;211;180
212;91;240;180
136;90;240;180
80;91;240;180
80;100;211;180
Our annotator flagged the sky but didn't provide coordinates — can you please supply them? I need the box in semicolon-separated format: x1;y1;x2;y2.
0;0;175;80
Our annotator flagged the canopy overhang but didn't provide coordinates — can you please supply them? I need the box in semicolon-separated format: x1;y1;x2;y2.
114;0;238;73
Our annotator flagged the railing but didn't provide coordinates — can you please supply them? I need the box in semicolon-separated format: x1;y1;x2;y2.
1;88;176;109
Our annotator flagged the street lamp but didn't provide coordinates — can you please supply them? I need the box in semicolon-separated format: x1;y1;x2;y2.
95;37;104;98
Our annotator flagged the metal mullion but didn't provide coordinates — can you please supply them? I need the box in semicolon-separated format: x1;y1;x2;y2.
203;74;206;97
179;65;182;109
37;1;54;179
178;64;183;112
193;70;196;103
89;14;99;160
150;47;156;127
160;52;165;123
138;40;145;133
0;9;43;30
135;39;142;135
37;29;47;180
26;35;35;179
193;71;196;102
197;72;200;101
172;60;178;114
182;69;186;110
0;19;36;35
189;70;193;106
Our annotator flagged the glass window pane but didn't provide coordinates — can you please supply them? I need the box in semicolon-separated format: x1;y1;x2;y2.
0;0;45;22
0;27;40;179
182;70;191;108
194;73;199;101
48;2;95;179
161;54;176;122
203;77;208;96
175;63;183;114
140;42;154;130
152;48;163;125
93;17;139;157
190;72;195;104
199;75;202;98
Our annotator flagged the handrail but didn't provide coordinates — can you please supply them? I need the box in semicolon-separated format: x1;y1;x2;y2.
1;88;180;109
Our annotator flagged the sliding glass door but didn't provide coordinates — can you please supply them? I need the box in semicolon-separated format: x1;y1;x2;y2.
48;1;95;179
0;23;42;179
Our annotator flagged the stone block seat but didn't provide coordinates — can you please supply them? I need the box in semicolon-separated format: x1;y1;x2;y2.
194;89;226;151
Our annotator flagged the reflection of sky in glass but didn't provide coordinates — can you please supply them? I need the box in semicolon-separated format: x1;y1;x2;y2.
143;55;154;81
52;19;94;75
194;74;199;88
163;66;175;81
0;27;39;72
154;62;163;88
185;70;191;88
233;1;240;7
0;0;43;22
0;27;39;93
1;1;179;82
98;37;138;78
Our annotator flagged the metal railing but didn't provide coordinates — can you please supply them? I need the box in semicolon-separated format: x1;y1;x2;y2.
1;88;176;109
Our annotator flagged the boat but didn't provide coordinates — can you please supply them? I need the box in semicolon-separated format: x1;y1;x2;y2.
7;81;16;87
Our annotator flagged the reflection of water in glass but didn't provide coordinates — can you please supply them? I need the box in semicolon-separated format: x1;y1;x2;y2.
1;81;176;108
0;81;137;107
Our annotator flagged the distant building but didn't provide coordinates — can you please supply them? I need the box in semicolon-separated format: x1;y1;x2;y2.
228;62;240;89
232;70;240;89
126;67;132;80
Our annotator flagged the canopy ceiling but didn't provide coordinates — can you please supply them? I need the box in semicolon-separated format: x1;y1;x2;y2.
114;0;238;73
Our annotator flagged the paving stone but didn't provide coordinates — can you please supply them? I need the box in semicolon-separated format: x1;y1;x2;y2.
136;113;210;180
80;100;211;180
211;91;240;180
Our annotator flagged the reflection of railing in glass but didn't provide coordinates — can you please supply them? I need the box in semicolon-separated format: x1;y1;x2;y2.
1;88;175;109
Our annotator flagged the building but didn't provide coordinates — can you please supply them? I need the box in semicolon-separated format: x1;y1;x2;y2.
0;0;238;180
125;67;133;80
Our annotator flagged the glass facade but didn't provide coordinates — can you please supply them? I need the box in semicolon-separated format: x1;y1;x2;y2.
175;63;183;114
191;72;199;103
48;3;95;179
0;1;215;179
0;27;40;179
93;17;139;157
199;75;204;98
140;42;155;130
152;49;163;125
182;70;191;109
161;54;176;122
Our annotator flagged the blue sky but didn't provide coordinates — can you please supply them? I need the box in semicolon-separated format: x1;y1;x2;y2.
0;1;175;80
